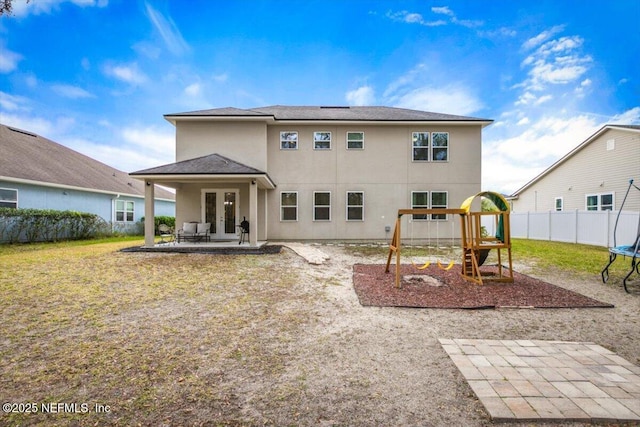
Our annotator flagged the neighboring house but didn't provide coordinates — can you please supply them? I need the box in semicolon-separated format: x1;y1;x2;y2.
131;105;492;247
510;125;640;212
0;124;175;232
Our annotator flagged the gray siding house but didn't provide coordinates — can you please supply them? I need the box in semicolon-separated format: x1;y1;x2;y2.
0;124;175;231
131;106;492;247
510;125;640;212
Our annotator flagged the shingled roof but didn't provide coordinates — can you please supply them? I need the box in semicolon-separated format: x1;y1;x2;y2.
131;153;267;175
165;105;492;123
0;124;174;200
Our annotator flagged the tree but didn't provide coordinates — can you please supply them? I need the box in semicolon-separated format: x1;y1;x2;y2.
1;0;30;16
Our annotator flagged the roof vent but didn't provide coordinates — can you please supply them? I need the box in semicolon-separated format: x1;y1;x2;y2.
320;106;350;109
8;127;37;137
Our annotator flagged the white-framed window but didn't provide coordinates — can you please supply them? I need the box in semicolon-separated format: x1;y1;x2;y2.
431;191;448;220
115;200;134;222
314;131;331;150
0;188;18;208
346;191;364;221
280;191;298;221
431;132;449;161
280;131;298;149
411;191;429;220
347;131;364;150
586;193;614;211
412;132;429;161
555;197;563;211
313;191;331;221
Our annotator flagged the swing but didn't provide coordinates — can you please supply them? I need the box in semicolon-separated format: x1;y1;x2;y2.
408;216;431;270
434;217;455;270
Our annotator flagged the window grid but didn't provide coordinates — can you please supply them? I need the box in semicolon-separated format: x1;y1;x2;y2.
314;131;331;150
411;191;429;220
555;197;563;211
313;191;331;221
280;131;298;150
347;131;364;150
346;191;364;221
280;192;298;221
430;191;448;220
585;193;614;211
0;188;18;209
412;132;429;161
116;200;134;222
431;132;449;161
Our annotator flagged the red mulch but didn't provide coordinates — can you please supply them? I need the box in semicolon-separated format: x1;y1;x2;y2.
352;264;614;309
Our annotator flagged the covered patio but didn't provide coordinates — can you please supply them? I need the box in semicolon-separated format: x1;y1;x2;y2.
130;153;276;248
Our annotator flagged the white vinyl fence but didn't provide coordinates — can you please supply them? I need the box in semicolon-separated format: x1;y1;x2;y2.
483;210;640;248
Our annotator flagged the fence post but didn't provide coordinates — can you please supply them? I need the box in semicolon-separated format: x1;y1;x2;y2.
548;210;552;241
574;209;578;244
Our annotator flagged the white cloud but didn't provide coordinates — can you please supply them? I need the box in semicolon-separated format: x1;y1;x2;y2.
522;25;565;50
386;10;446;27
0;43;22;73
0;112;55;136
346;86;375;106
120;125;174;161
483;114;601;193
609;107;640;125
0;91;30;111
103;62;147;85
144;2;190;56
390;84;483;116
212;73;228;83
184;82;201;97
51;84;95;99
9;0;107;17
516;117;530;125
431;6;454;16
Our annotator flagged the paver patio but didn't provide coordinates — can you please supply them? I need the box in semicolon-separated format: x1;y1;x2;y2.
440;339;640;423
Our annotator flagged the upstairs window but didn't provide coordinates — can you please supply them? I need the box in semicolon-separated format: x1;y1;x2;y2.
280;131;298;149
412;132;429;161
432;132;449;161
281;192;298;221
115;200;134;222
0;188;18;208
347;131;364;149
314;131;331;150
313;191;331;221
346;191;364;221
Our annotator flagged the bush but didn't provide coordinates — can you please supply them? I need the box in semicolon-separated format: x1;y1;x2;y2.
140;216;176;235
0;208;110;243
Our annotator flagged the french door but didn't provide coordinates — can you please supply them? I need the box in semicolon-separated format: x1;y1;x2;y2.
202;189;239;240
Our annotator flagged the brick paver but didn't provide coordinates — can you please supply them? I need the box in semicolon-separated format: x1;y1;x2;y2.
440;339;640;423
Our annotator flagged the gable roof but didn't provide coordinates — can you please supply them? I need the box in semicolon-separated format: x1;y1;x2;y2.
165;105;493;125
0;124;175;200
130;153;266;175
511;124;640;197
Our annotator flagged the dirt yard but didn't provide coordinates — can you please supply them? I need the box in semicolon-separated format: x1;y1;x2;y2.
1;241;639;426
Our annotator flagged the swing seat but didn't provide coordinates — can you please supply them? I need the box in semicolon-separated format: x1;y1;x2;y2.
437;260;455;271
411;259;431;270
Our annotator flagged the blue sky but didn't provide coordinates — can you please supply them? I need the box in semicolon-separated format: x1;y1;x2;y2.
1;0;638;194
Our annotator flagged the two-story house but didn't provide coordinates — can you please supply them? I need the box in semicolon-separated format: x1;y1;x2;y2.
131;106;492;247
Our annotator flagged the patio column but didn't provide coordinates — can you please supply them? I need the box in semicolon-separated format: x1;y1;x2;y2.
144;180;155;247
250;180;258;246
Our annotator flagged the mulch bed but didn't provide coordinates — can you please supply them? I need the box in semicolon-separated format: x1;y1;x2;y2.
353;264;614;309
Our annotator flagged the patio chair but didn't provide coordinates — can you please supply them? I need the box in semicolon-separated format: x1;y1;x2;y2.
158;223;174;244
238;217;249;245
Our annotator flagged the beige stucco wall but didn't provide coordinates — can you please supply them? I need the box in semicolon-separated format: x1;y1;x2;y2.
512;128;640;212
175;121;268;170
266;124;482;240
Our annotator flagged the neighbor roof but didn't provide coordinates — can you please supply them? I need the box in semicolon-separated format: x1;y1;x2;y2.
0;124;175;200
165;105;492;124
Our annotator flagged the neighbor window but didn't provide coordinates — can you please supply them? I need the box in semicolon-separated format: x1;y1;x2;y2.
412;132;429;161
555;197;563;211
313;191;331;221
586;193;614;211
411;191;429;220
280;131;298;149
347;131;364;149
314;131;331;149
431;132;449;161
0;188;18;208
431;191;448;220
346;191;364;221
115;200;134;222
281;192;298;221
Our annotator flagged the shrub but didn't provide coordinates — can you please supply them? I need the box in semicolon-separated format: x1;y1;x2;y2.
0;208;110;243
140;216;176;235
